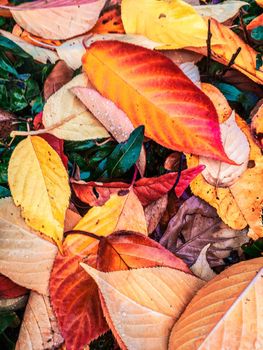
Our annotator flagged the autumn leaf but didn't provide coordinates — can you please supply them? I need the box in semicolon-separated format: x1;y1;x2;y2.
145;195;168;234
0;198;57;295
81;264;204;350
121;0;220;49
72;165;205;207
8;136;70;247
50;230;189;349
43;74;109;141
160;196;248;267
251;99;263;149
0;275;27;299
0;29;59;64
43;60;74;100
187;114;263;239
169;258;263;349
75;190;148;235
83;41;233;163
1;0;107;40
91;6;125;34
256;0;263;7
16;292;63;350
190;244;216;281
191;18;263;84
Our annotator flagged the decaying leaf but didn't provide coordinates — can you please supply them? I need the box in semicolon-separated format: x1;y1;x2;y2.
83;41;233;162
91;6;124;34
169;258;263;350
121;0;220;49
81;264;204;350
194;1;247;23
8;136;70;247
187;115;263;239
0;108;16;138
16;292;64;350
0;198;57;295
43;60;74;100
160;196;249;267
145;195;168;234
75;190;148;235
190;244;216;281
1;0;107;40
200;111;250;187
0;29;59;63
71;85;146;176
43;74;109;141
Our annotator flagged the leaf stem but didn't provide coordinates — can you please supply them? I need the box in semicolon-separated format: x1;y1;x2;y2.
10;114;76;137
64;230;103;241
206;19;212;79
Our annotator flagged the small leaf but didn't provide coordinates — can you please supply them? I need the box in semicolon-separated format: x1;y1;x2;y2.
190;244;216;281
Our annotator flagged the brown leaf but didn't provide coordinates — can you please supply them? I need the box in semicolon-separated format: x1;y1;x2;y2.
16;292;63;350
0;108;16;138
169;258;263;350
145;195;168;234
44;60;74;100
160;196;249;267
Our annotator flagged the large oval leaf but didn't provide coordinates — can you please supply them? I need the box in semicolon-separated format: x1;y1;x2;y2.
1;0;107;40
82;41;232;163
8;136;70;247
169;258;263;349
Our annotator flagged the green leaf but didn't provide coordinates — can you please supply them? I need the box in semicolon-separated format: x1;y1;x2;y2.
0;312;19;334
0;36;30;59
256;53;263;70
0;185;10;198
0;51;19;77
251;26;263;41
98;126;144;179
242;238;263;258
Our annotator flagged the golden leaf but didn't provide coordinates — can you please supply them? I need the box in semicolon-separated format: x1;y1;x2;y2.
8;136;70;247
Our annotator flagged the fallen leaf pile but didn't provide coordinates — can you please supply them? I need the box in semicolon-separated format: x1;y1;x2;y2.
0;0;262;349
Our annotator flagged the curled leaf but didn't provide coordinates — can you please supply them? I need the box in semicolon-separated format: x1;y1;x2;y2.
190;244;216;281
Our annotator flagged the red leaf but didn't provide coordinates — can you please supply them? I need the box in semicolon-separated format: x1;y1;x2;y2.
72;165;205;207
0;274;27;299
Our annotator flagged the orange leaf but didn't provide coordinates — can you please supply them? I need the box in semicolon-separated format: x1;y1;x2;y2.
247;13;263;32
191;18;263;84
256;0;263;7
91;7;125;34
251;99;263;149
82;41;233;163
169;258;263;350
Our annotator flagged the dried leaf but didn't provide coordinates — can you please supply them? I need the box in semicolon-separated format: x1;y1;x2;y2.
91;6;124;34
75;190;148;235
0;108;16;138
0;198;57;295
81;264;204;350
0;29;58;63
42;74;109;141
44;60;74;100
0;295;27;312
71;85;146;176
145;195;168;234
83;41;232;162
187;115;263;239
200;111;250;187
121;0;219;49
16;292;63;350
1;0;107;40
191;18;263;84
190;244;216;281
8;136;70;247
0;275;27;299
169;258;263;350
160;196;249;267
251;99;263;149
194;1;247;23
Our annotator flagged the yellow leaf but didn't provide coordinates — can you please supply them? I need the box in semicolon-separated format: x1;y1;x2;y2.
121;0;220;50
75;190;148;236
187;115;263;239
169;258;263;349
8;136;70;247
42;74;109;141
256;0;263;7
81;264;204;350
0;197;57;295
